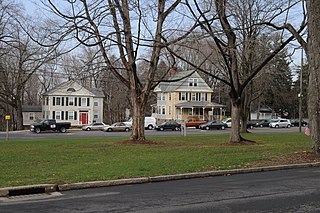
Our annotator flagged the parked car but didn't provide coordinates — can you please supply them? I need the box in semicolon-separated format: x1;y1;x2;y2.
269;119;291;128
82;122;108;131
246;120;259;129
199;121;228;130
155;121;181;131
185;119;208;128
290;119;308;127
222;118;232;127
255;119;271;128
123;116;156;130
30;119;71;133
103;122;131;132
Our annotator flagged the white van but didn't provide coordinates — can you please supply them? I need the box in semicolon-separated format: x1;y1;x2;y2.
123;117;156;130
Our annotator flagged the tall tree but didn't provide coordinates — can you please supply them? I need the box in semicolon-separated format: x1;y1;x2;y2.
306;0;320;152
178;0;303;143
46;0;190;142
266;0;320;153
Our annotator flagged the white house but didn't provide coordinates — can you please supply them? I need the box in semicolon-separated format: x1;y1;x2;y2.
42;80;105;126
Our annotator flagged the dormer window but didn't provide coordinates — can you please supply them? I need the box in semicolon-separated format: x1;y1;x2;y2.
67;88;76;92
188;78;198;87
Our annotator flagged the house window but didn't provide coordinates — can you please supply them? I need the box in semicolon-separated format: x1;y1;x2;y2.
157;93;161;101
200;93;205;101
191;93;196;101
94;99;98;107
179;92;186;101
56;97;61;106
162;106;166;115
69;97;74;106
188;78;198;87
68;111;74;120
94;111;99;119
81;98;87;106
55;111;61;120
162;93;165;101
169;93;171;101
169;106;171;115
29;112;35;120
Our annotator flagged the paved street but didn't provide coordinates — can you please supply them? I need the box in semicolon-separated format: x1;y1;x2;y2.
1;167;320;212
0;126;304;141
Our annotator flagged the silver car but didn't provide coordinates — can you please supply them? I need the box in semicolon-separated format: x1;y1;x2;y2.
103;122;131;132
82;122;108;131
269;119;291;128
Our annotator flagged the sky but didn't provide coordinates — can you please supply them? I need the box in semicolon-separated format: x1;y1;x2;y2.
19;0;306;80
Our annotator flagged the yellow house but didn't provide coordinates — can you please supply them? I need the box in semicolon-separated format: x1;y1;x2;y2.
153;70;225;122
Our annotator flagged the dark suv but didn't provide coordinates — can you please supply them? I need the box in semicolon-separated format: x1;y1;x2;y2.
255;119;271;127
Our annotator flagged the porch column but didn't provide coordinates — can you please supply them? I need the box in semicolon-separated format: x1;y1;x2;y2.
203;107;205;120
180;107;183;120
211;107;214;120
220;107;222;120
191;107;194;118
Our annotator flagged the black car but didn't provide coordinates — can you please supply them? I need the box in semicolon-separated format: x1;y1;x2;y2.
255;119;271;128
290;119;308;127
199;121;228;130
155;121;181;131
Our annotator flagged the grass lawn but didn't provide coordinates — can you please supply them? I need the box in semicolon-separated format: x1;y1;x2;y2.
0;132;314;188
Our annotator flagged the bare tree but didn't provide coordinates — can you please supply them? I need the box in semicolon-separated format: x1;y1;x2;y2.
263;0;320;153
173;0;305;143
45;0;193;142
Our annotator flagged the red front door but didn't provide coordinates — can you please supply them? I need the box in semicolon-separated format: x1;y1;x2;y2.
80;113;88;124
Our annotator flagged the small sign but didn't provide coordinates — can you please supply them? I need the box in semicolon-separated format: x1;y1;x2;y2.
5;115;10;120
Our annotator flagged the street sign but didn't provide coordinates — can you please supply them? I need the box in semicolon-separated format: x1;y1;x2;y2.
5;115;10;120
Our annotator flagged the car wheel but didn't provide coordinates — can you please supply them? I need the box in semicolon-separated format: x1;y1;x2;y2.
86;127;91;131
147;125;153;130
221;126;225;130
160;127;164;131
206;126;210;130
260;124;263;128
34;127;41;134
303;123;306;127
174;127;180;131
287;124;291;128
275;125;279;128
107;128;112;132
125;128;130;132
60;127;67;133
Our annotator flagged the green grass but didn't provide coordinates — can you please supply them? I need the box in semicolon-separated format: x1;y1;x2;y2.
0;133;312;188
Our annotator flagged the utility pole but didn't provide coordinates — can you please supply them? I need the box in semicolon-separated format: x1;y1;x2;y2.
298;48;303;133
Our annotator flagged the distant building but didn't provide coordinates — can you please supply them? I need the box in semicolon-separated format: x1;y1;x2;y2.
42;80;105;126
153;70;225;122
250;107;273;120
22;105;42;126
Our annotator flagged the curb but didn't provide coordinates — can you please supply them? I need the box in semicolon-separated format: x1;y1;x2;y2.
1;162;320;197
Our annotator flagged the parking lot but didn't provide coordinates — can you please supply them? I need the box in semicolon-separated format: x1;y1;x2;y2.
0;126;305;141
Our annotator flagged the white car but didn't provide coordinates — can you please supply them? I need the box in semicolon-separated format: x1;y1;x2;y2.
222;118;232;128
123;117;156;130
269;119;291;128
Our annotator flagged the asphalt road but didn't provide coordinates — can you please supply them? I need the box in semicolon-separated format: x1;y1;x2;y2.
1;167;320;212
0;126;303;141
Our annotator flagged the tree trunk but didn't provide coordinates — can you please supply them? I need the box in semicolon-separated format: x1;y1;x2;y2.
229;98;241;143
240;88;250;133
307;0;320;153
129;90;147;142
15;99;23;130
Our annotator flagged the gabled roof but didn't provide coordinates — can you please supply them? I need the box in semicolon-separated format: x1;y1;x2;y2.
154;70;213;93
42;80;105;98
22;105;42;112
